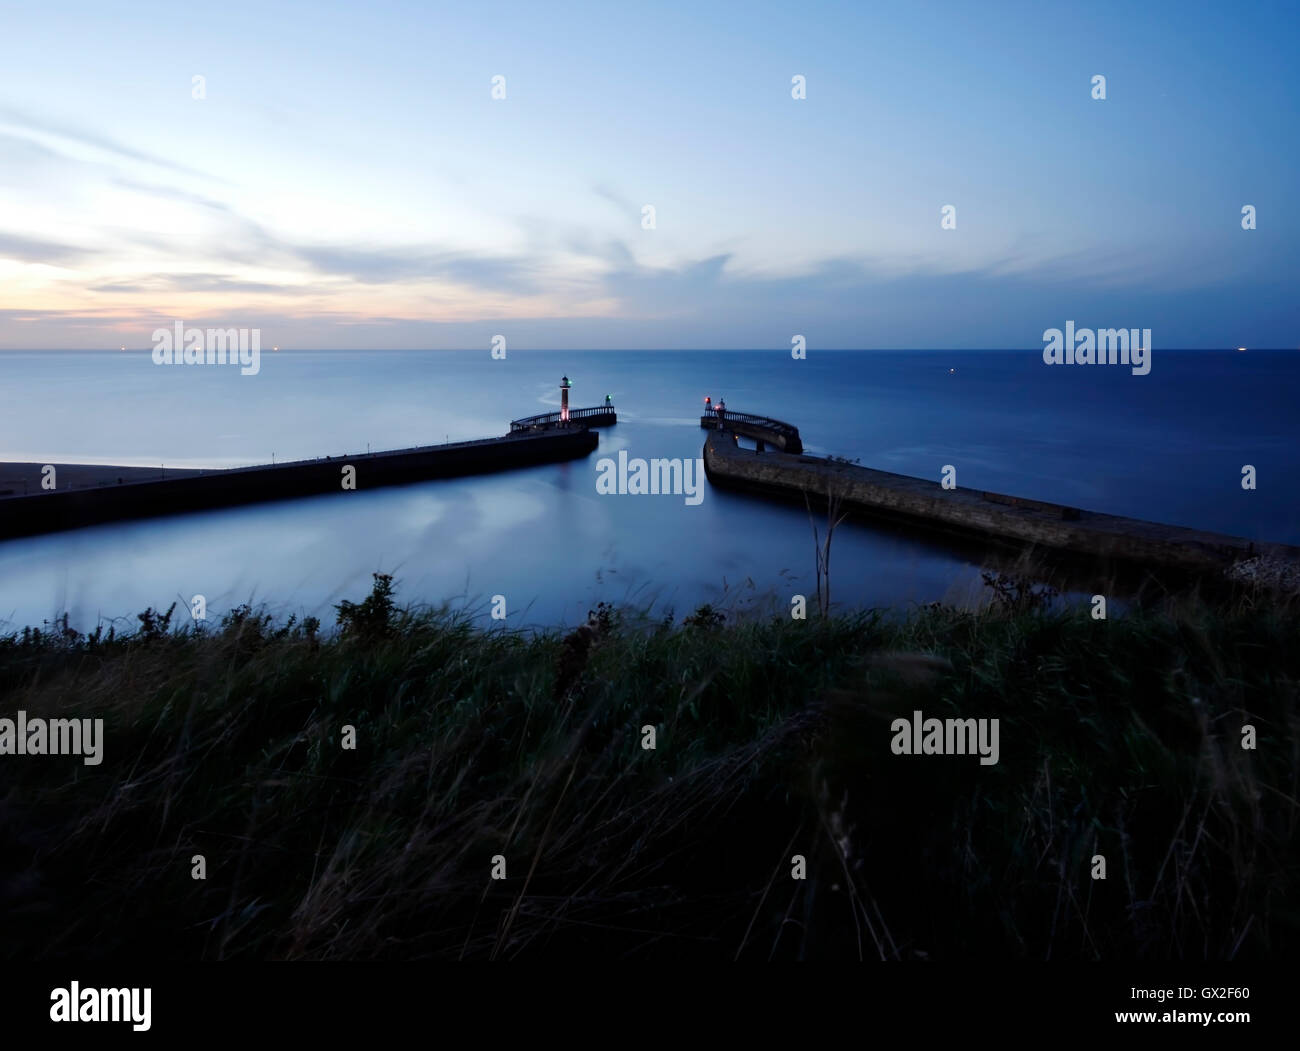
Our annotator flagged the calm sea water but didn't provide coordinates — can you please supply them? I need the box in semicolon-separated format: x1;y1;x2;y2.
1;349;1296;632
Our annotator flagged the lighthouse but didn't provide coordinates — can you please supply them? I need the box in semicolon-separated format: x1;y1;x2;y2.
560;374;571;423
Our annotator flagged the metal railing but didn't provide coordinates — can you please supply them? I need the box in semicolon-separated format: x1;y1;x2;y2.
700;409;801;442
510;405;616;431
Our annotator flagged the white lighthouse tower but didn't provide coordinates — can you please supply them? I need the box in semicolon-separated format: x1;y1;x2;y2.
560;374;571;423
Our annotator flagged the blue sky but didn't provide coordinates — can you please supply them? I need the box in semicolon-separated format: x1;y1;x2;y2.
0;0;1296;348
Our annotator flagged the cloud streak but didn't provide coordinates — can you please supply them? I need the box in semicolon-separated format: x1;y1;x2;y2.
0;106;223;182
0;232;96;266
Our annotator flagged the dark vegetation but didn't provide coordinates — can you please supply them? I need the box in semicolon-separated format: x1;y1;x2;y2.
0;572;1296;960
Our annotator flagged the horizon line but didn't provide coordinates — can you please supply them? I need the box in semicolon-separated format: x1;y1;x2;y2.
1;346;1292;354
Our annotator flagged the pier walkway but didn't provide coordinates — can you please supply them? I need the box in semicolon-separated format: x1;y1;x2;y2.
699;410;803;453
0;427;599;540
701;415;1298;573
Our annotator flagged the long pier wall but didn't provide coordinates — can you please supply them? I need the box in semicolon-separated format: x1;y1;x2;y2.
0;428;598;540
703;432;1298;573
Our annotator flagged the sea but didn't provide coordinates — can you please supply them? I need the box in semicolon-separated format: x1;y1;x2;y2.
1;348;1296;633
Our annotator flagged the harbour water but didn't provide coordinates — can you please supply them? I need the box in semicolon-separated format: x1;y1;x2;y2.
1;348;1295;632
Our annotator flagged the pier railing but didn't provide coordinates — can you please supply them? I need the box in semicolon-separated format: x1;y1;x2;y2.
510;405;616;431
700;410;803;452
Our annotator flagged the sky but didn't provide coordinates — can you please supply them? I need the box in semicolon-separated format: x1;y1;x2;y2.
0;0;1296;350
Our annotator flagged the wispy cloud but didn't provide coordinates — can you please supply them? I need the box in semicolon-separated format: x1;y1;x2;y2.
290;244;543;291
0;105;222;181
88;274;303;295
0;232;96;266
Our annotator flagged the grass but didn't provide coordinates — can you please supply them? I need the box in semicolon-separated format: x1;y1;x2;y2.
0;571;1296;961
